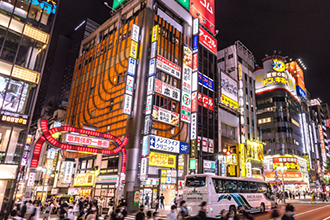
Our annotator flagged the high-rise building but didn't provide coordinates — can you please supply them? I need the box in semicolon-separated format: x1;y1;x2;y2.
0;0;58;217
217;41;264;179
64;0;217;211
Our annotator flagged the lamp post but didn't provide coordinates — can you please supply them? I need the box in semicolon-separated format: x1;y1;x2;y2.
277;165;287;203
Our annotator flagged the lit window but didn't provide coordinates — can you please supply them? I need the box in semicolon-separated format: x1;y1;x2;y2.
12;66;40;84
258;117;271;124
23;25;49;43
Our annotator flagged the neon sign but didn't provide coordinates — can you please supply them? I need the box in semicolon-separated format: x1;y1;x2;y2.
272;59;285;72
27;0;57;14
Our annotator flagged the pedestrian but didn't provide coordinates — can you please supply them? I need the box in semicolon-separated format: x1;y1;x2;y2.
119;203;128;218
173;194;178;207
238;210;249;220
146;211;153;220
160;194;165;210
167;205;177;220
98;197;104;215
281;204;294;220
108;198;114;216
78;206;89;220
8;210;24;220
28;201;37;220
86;210;97;220
154;196;159;212
219;209;227;220
178;200;189;219
145;194;150;208
269;210;281;220
136;205;145;220
65;206;76;220
42;202;52;220
197;202;207;219
226;209;237;220
298;192;300;200
59;200;69;219
20;201;27;218
153;211;160;220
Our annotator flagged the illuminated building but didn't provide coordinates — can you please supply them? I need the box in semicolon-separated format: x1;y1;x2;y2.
64;0;218;211
217;41;263;178
0;0;57;217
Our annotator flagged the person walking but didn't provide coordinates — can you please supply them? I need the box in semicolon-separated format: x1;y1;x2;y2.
167;205;177;220
145;194;150;208
219;209;227;220
108;198;114;216
160;194;165;210
197;202;207;219
269;210;281;220
146;211;153;220
281;204;295;220
154;196;159;212
135;205;145;220
8;210;24;220
20;201;27;218
178;200;189;219
42;202;52;220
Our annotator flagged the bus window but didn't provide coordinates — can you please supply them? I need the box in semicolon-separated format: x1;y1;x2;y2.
249;182;258;193
186;177;206;187
212;178;225;193
257;182;267;193
224;180;237;193
238;181;249;193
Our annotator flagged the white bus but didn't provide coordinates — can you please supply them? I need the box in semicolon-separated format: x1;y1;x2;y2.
183;174;276;219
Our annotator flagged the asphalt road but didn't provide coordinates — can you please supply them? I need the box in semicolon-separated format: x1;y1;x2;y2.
254;204;330;220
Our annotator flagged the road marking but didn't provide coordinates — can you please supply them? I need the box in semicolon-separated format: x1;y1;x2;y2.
323;216;330;220
294;205;330;217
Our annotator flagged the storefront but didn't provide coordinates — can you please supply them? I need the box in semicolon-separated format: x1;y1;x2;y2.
94;175;118;207
140;178;159;208
73;173;95;197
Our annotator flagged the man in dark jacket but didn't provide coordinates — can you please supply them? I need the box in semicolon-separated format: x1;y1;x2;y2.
197;201;207;219
19;201;27;218
135;205;145;220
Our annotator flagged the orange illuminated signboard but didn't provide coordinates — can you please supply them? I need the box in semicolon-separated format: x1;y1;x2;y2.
265;171;302;180
190;0;215;34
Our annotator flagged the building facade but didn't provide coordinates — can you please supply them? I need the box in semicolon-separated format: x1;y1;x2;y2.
0;0;58;217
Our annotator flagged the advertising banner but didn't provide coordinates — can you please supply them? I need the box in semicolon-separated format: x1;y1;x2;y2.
149;59;156;76
149;135;189;154
190;0;215;34
151;25;159;43
148;152;176;168
146;95;153;115
181;91;191;123
74;173;95;187
129;41;138;59
198;93;213;111
123;94;132;115
191;91;198;112
96;175;118;184
64;133;110;148
265;172;302;180
156;55;181;79
27;172;36;187
47;149;56;159
221;71;238;104
127;58;136;76
192;72;198;91
142;135;149;157
131;24;140;42
125;75;134;95
140;158;148;180
192;53;198;72
203;160;216;174
62;161;74;184
198;26;217;54
198;136;208;152
147;76;154;95
152;106;179;126
191;113;197;139
154;79;180;101
208;138;214;153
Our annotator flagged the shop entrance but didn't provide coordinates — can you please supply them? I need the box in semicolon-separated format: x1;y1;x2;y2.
160;186;176;209
140;188;158;209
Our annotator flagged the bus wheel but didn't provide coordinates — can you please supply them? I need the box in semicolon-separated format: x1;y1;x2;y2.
260;203;265;213
229;205;236;214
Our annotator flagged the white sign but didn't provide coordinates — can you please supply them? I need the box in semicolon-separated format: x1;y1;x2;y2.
221;71;238;102
180;91;191;123
198;136;208;152
131;24;140;42
154;79;180;101
64;133;110;148
208;138;214;153
127;58;136;76
147;76;154;95
27;172;36;187
192;72;198;92
182;45;192;93
47;149;56;159
62;161;74;184
152;106;179;126
51;188;59;195
193;18;199;35
151;41;157;59
156;55;181;79
149;59;156;76
123;94;133;115
246;162;252;177
149;135;189;154
125;75;134;95
144;115;151;135
191;113;197;139
140;158;148;180
141;178;159;185
146;95;153;115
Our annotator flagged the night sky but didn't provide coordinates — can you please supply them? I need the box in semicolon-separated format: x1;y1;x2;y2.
53;0;330;104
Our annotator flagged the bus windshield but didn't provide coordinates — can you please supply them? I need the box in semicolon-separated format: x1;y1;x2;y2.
186;177;206;188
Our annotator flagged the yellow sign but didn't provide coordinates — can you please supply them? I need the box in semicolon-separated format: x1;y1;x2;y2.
272;59;286;72
240;144;245;177
74;173;95;186
238;64;242;80
220;94;239;110
151;25;159;42
148;152;176;168
161;170;167;177
129;41;138;59
227;165;237;177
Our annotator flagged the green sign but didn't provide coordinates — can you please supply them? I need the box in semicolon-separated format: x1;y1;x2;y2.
112;0;127;10
176;0;190;11
190;159;196;169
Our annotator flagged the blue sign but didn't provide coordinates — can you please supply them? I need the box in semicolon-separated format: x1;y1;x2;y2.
179;142;189;154
149;58;156;76
142;136;149;157
208;78;214;91
220;163;225;175
296;85;307;101
27;0;56;14
193;35;198;52
203;75;208;88
198;72;203;85
128;58;136;76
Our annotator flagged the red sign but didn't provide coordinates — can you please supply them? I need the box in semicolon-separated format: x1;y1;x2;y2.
192;91;198;112
190;0;215;34
198;93;213;111
199;27;217;54
193;53;198;72
156;55;181;78
65;133;110;148
273;157;297;164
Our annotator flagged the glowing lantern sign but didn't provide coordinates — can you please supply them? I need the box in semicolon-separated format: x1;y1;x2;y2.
31;119;128;173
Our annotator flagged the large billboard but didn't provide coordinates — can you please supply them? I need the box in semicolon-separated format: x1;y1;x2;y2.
286;61;306;101
220;71;238;110
190;0;215;34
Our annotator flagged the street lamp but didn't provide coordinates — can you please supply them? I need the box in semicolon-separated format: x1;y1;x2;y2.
277;165;287;203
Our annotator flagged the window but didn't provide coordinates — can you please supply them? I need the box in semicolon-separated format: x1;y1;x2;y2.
238;181;249;193
224;180;237;193
228;54;233;59
217;57;224;63
186;177;206;187
257;182;267;193
212;178;225;193
1;30;21;63
258;117;271;124
249;182;258;193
